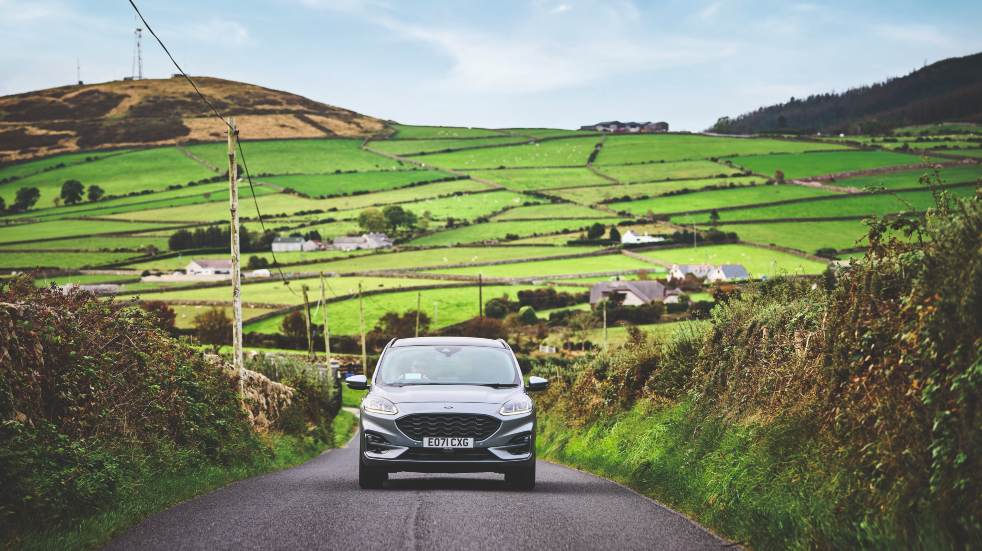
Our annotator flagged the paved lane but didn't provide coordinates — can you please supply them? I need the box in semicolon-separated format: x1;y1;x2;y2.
104;435;731;550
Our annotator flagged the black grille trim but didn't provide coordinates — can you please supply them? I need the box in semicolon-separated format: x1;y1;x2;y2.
401;448;496;461
396;413;501;441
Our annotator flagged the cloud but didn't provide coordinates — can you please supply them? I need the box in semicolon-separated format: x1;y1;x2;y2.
550;3;571;15
698;1;722;19
873;23;952;48
186;19;251;45
375;15;734;94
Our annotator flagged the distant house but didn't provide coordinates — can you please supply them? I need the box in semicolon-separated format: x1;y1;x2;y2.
589;280;679;306
186;259;232;276
61;283;121;295
668;264;714;281
580;121;669;133
621;230;666;245
332;232;393;251
706;264;750;282
272;237;323;252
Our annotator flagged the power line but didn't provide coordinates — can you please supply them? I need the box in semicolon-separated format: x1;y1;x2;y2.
127;0;296;294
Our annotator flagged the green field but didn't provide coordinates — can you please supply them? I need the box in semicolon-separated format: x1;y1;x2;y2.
894;122;982;135
594;160;743;183
505;128;595;139
950;149;982;159
549;176;766;205
171;304;279;329
390;125;507;139
246;284;543;335
673;186;979;224
713;220;875;252
464;167;610;191
135;275;443;306
594;134;849;165
728;150;936;180
491;203;615;220
638;244;828;276
610;184;837;217
123;248;366;271
262;169;454;198
32;273;140;287
0;251;139;269
426;253;659;278
0;219;179;245
0;150;128;183
401;190;542;221
369;137;530;156
0;147;214;207
288;246;601;274
409;218;623;246
1;234;172;251
415;136;600;169
833;164;982;190
187;139;401;174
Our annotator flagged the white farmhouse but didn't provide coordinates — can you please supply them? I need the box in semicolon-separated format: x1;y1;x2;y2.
186;259;232;276
668;264;714;281
332;232;393;251
706;264;750;282
621;230;666;245
272;237;304;252
589;280;680;306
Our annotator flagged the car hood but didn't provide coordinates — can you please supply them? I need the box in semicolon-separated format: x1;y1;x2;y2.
373;385;519;404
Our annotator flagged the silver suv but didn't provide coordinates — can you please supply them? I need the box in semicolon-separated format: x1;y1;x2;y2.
346;337;548;490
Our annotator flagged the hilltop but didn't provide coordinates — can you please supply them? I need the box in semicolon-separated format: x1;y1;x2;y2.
0;76;389;162
710;51;982;134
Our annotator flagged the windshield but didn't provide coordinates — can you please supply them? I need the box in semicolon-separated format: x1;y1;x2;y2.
376;346;520;387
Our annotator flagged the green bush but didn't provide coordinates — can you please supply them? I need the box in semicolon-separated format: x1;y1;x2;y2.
0;277;263;534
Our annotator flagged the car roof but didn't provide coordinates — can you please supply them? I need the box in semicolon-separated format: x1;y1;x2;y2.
390;336;507;348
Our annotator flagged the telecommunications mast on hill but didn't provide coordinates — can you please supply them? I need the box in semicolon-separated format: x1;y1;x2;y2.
131;16;143;80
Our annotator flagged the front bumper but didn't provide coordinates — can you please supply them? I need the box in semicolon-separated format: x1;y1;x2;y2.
360;402;535;473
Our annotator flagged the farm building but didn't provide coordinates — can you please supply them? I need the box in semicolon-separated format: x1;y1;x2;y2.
332;232;393;251
589;280;680;306
579;121;669;133
707;264;750;282
186;259;232;276
621;230;666;245
668;264;714;281
272;237;322;252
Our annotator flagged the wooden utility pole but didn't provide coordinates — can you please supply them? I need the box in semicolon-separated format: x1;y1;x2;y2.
319;272;331;364
227;118;243;397
603;299;608;352
301;284;315;361
478;273;484;320
359;281;367;375
415;291;421;337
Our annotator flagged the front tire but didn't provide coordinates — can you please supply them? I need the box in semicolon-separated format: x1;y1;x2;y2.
359;461;387;489
505;461;536;490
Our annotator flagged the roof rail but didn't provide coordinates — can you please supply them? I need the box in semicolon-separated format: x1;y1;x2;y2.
496;338;512;350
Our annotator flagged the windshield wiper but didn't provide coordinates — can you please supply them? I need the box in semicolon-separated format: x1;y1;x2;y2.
475;383;520;388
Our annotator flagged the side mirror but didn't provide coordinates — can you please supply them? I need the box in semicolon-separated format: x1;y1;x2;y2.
346;374;369;390
526;376;549;392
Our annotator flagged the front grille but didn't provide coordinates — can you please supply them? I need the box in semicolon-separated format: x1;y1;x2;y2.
401;448;496;461
396;413;501;441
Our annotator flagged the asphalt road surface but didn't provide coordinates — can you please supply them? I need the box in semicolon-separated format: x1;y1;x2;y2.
104;434;732;551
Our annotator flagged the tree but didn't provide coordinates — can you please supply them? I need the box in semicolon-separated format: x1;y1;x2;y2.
87;185;105;202
303;230;321;241
775;170;786;183
0;196;5;212
247;255;270;269
709;209;720;226
586;222;605;240
281;311;308;341
140;301;177;332
609;226;621;242
358;208;387;233
168;229;194;250
382;205;417;232
517;305;538;324
13;187;40;211
375;311;430;338
193;307;231;347
60;179;84;205
485;296;515;319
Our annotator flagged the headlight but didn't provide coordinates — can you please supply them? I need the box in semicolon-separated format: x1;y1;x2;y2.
363;395;398;415
499;395;533;416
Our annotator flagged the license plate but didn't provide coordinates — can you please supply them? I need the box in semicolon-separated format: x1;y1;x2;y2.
423;437;474;448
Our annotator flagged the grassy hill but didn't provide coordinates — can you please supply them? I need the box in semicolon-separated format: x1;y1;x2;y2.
0;76;389;162
710;52;982;134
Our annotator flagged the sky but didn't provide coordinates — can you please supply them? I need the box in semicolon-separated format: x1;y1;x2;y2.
1;0;981;130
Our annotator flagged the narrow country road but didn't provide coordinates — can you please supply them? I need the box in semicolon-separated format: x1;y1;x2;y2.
104;433;731;551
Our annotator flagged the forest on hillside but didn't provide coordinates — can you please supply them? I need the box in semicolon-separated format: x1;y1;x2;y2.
710;52;982;134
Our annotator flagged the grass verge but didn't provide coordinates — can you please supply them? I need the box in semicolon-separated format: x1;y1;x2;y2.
17;430;345;551
536;401;863;549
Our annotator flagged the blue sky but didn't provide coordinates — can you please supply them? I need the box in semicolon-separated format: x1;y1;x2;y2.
1;0;980;130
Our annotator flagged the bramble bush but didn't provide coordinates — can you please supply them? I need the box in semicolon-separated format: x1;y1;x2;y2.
0;278;264;533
